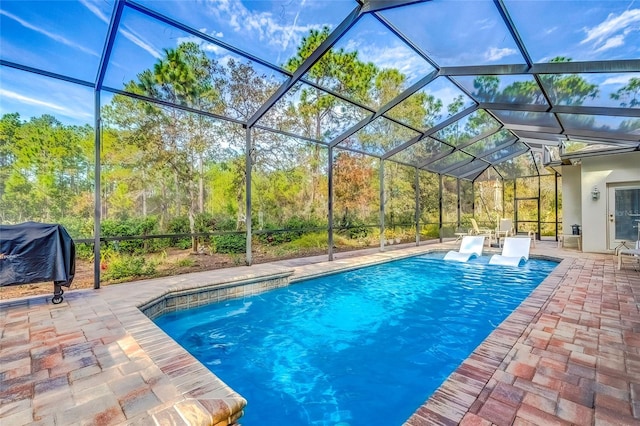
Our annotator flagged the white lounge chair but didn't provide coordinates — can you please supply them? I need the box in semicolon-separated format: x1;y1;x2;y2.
617;240;640;270
444;236;485;262
489;237;531;266
469;218;494;245
495;218;514;247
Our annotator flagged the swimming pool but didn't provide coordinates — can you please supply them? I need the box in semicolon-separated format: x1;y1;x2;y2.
154;253;557;425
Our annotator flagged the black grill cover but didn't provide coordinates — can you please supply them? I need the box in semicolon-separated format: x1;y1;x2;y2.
0;222;76;287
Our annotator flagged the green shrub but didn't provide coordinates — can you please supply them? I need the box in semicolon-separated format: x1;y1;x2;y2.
101;217;159;254
335;212;370;239
256;224;289;245
75;242;94;260
175;239;192;250
167;213;236;249
101;252;156;281
58;217;93;239
167;216;189;233
285;232;328;250
195;212;216;232
215;217;237;231
212;233;246;254
257;216;324;246
167;216;191;248
176;257;196;267
342;219;370;239
420;224;440;238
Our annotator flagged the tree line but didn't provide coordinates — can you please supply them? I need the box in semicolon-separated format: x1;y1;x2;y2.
2;27;637;253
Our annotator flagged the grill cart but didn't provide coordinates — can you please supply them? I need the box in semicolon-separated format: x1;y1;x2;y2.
1;222;76;304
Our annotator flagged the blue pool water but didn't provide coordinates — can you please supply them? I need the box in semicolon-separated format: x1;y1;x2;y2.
154;253;557;425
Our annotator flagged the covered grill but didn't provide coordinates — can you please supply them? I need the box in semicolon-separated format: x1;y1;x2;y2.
0;222;76;304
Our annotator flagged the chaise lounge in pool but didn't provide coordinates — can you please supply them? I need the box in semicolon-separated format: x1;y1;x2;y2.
443;235;485;262
489;236;531;267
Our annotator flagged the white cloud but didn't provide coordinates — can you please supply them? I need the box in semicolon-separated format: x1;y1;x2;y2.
203;0;320;53
602;75;634;85
281;0;307;55
475;18;495;31
176;28;231;55
79;0;162;59
358;44;427;83
175;34;226;56
202;43;226;55
484;47;518;62
1;40;95;124
580;8;640;51
78;0;108;23
343;39;361;52
120;26;162;59
0;88;67;112
216;54;237;69
0;88;92;120
0;9;99;57
594;34;625;53
427;85;470;111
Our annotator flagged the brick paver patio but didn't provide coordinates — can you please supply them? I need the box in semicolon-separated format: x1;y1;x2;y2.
1;241;639;425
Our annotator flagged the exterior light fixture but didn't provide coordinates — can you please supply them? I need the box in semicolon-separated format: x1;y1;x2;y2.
591;186;600;200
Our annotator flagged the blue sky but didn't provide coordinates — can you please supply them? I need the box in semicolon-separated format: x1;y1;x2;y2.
1;0;638;127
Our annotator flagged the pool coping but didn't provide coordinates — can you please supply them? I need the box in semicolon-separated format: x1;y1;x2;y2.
405;252;571;425
0;243;578;425
102;264;297;425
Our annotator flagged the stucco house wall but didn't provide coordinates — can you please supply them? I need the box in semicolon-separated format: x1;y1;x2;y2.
579;152;640;253
561;164;582;239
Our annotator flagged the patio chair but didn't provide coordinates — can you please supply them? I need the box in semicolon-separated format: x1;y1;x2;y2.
617;240;640;270
443;236;485;262
489;237;531;266
495;218;514;245
469;218;494;245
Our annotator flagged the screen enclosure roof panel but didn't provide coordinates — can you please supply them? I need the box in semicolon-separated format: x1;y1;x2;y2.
2;0;639;182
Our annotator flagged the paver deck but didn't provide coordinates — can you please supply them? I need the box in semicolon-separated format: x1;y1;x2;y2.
1;241;639;425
